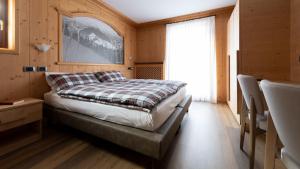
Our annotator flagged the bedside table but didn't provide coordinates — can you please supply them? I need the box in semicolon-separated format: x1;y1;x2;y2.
0;98;43;156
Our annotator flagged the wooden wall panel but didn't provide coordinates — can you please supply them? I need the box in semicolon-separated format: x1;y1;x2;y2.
291;0;300;82
226;0;240;119
240;0;290;81
136;25;166;63
29;0;49;98
0;0;31;101
216;11;232;103
0;0;136;101
136;8;233;103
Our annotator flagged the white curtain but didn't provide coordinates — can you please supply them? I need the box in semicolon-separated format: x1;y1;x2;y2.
165;16;217;103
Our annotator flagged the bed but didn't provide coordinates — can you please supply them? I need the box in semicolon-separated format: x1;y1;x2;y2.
43;71;192;159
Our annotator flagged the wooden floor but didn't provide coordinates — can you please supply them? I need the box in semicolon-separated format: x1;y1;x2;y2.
0;102;266;169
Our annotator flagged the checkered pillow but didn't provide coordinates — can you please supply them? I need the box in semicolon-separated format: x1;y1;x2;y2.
46;73;100;91
95;71;126;82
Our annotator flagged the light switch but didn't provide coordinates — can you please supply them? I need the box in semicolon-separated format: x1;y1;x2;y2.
37;66;47;72
23;66;36;72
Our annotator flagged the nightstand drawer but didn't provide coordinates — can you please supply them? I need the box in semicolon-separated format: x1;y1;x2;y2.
0;108;27;125
0;104;42;130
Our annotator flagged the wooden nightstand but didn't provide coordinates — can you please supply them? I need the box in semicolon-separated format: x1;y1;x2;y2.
0;98;43;156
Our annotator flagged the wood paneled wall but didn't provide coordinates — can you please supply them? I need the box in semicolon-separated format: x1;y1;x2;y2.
215;11;232;103
239;0;290;81
0;0;136;101
136;7;233;103
2;0;295;103
136;25;166;63
291;0;300;82
227;0;240;120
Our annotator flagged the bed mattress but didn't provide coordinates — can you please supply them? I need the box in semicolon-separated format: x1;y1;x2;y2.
44;87;186;131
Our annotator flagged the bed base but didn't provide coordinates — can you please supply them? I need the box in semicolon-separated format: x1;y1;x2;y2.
44;95;192;160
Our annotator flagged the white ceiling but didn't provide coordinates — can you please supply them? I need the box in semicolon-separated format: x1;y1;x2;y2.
103;0;236;23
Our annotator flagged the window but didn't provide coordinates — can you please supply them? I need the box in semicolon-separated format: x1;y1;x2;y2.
165;16;217;103
0;0;15;51
0;0;8;48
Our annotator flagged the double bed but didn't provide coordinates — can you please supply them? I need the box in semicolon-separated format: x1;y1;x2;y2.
43;71;192;159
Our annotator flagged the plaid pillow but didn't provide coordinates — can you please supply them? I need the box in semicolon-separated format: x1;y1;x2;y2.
46;73;100;91
95;71;126;82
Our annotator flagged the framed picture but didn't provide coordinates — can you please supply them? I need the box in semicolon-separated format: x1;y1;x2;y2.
59;14;124;65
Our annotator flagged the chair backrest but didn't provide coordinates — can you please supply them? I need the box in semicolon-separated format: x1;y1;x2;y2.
261;80;300;164
237;74;265;114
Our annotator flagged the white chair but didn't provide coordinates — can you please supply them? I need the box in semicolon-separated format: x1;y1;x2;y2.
237;74;268;169
261;80;300;169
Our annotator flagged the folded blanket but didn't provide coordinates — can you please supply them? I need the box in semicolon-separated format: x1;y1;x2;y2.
57;79;186;112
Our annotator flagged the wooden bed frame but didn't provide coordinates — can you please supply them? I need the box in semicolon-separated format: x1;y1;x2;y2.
44;95;192;160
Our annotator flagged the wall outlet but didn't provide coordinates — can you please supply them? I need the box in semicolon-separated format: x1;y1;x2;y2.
23;66;36;72
37;66;47;72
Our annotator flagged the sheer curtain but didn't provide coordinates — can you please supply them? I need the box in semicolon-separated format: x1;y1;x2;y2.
165;16;217;103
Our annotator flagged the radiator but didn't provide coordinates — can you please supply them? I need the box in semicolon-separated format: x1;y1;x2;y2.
135;63;164;80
